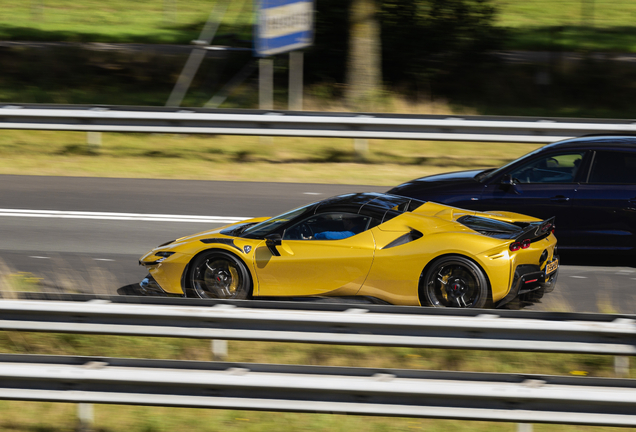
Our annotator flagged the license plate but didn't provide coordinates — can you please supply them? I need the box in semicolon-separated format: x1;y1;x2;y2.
545;259;558;275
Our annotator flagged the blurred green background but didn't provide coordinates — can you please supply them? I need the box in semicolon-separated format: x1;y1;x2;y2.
0;0;635;116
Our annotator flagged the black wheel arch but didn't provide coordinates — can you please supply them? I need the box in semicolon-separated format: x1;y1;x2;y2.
418;253;492;307
181;247;254;298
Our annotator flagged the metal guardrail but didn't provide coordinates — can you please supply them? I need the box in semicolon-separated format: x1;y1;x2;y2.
13;292;635;321
1;299;635;355
2;104;636;143
2;353;636;426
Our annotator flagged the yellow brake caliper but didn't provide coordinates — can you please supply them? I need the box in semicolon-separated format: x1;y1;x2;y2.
439;271;450;301
228;265;239;294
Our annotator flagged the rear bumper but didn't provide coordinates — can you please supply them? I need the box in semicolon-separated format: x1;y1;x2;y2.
496;256;559;308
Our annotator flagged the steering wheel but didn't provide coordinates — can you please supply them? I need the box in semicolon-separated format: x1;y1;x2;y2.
299;224;314;239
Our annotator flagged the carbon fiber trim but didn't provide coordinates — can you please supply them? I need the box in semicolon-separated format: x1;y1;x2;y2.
199;238;242;253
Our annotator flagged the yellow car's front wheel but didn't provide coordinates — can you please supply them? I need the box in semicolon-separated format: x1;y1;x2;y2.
189;251;252;299
421;256;489;308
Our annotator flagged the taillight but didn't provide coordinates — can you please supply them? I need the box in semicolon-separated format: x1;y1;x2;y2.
510;239;531;251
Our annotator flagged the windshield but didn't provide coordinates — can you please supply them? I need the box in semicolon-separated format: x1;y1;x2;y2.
241;203;313;238
479;147;546;182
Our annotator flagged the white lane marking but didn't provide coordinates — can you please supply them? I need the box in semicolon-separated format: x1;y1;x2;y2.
0;209;250;224
570;276;588;279
303;192;322;195
93;258;115;262
29;256;50;259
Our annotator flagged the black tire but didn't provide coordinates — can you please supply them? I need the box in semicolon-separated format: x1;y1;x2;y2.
421;256;489;308
189;250;252;300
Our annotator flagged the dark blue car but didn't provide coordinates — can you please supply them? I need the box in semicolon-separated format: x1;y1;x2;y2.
388;135;636;253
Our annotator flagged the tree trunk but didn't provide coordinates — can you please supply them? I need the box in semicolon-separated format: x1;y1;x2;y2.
346;0;382;111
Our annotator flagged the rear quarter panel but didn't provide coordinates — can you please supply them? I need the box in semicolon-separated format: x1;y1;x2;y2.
360;222;514;305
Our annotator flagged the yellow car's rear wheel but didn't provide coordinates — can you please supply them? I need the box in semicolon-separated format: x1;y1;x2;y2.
421;256;489;308
189;250;252;299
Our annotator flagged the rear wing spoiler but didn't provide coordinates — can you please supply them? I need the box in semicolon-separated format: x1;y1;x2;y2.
515;217;555;243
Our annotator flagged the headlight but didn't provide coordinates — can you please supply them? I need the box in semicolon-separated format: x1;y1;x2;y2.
154;251;175;258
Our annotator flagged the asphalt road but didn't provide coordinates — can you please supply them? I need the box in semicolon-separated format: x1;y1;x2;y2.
1;175;634;313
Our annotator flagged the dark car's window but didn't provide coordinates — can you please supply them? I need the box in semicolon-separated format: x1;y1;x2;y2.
241;204;313;238
480;147;546;182
283;212;379;241
588;151;636;184
508;152;585;184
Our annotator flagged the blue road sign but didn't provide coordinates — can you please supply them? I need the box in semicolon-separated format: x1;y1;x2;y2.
255;0;314;56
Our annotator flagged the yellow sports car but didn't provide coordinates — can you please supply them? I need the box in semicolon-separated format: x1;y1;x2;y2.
139;193;558;308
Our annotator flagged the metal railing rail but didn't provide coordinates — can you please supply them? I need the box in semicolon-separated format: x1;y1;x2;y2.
1;299;635;355
2;104;636;142
2;353;635;426
11;292;634;321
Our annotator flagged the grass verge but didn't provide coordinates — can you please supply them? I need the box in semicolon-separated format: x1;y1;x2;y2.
0;130;540;185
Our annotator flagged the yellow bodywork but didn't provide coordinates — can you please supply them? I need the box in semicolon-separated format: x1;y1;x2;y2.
139;201;557;305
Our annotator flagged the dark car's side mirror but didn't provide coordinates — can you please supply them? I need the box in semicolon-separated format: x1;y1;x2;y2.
500;174;520;195
501;174;516;186
265;233;282;256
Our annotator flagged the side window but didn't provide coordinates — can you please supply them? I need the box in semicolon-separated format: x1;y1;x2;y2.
508;152;585;184
588;151;636;184
283;212;376;240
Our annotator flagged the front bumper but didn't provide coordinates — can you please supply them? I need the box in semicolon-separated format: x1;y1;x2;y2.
138;274;169;296
139;249;190;295
138;274;188;297
496;256;559;308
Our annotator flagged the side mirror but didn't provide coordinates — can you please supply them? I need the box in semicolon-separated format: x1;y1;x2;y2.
500;174;516;186
500;174;520;195
265;233;282;256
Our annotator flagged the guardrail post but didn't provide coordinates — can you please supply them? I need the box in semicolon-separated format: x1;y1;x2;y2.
517;423;532;432
615;356;629;377
354;138;369;159
86;132;102;149
77;403;94;432
212;339;228;360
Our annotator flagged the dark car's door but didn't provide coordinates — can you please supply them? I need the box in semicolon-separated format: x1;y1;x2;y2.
475;151;587;247
569;150;636;251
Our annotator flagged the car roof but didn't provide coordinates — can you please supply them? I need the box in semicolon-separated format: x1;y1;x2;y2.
543;135;636;151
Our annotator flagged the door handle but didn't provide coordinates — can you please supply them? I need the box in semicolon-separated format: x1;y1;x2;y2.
550;195;570;202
